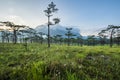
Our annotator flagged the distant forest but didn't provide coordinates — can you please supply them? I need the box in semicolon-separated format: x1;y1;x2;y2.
0;21;120;48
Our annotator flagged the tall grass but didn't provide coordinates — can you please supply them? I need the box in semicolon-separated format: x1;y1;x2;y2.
0;43;120;80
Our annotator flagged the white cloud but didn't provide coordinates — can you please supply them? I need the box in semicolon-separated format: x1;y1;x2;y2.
0;15;27;31
4;15;26;25
3;15;47;28
81;28;99;36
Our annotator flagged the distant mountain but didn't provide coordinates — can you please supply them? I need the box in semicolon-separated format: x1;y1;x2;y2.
35;24;81;38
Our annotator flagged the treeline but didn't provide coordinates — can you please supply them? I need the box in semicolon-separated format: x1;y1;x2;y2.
0;21;119;47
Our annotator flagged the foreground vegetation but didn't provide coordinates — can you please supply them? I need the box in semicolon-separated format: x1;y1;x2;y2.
0;43;120;80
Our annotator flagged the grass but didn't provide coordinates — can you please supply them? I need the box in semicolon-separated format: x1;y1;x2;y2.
0;43;120;80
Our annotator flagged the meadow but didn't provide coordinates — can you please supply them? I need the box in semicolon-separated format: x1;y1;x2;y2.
0;43;120;80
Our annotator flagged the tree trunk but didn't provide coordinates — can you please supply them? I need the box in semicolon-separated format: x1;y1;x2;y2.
13;30;17;44
68;36;70;46
2;36;4;43
48;16;50;48
110;29;114;47
2;31;5;43
7;36;9;43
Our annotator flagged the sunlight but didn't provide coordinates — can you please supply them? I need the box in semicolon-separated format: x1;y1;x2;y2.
4;15;26;25
0;23;12;31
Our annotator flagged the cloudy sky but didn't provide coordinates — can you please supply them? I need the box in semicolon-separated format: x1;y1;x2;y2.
0;0;120;35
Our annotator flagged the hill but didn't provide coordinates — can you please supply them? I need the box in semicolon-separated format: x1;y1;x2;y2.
35;24;81;38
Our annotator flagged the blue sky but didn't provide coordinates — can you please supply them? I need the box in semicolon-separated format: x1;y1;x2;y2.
0;0;120;35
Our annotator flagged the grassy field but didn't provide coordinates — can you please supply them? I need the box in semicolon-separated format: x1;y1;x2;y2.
0;43;120;80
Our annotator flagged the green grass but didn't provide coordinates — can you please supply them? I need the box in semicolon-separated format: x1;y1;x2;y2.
0;43;120;80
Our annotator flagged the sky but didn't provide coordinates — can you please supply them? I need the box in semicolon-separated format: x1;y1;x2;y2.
0;0;120;36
